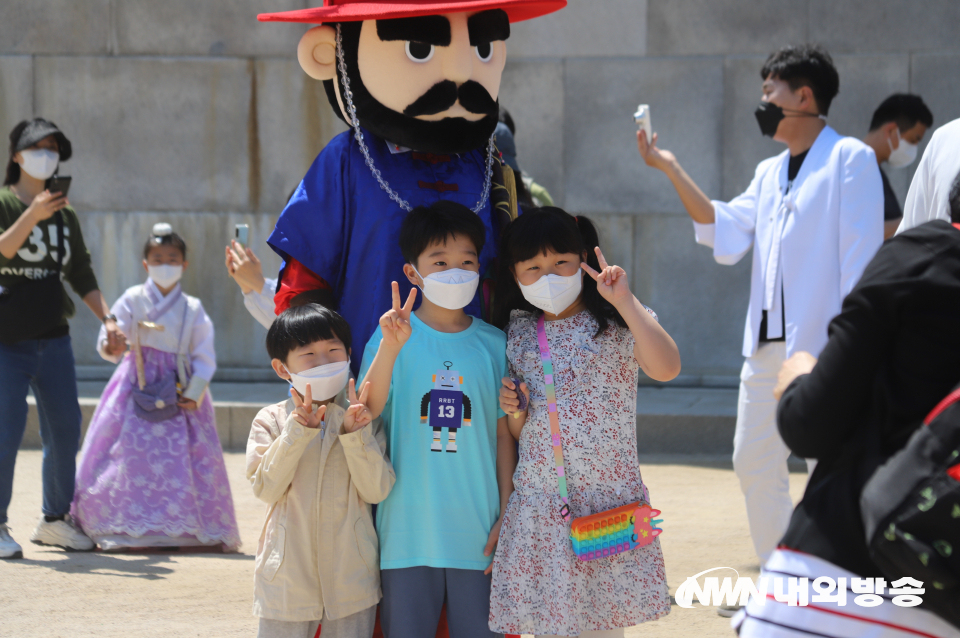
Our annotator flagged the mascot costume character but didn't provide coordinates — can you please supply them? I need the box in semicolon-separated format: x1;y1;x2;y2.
258;0;566;375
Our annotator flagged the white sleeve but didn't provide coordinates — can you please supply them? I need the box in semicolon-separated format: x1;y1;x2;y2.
838;145;884;297
182;302;216;403
698;166;764;266
897;131;937;234
97;289;135;364
243;277;277;329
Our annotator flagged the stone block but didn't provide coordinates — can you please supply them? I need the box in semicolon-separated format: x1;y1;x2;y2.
809;0;960;54
34;56;253;212
116;0;308;57
721;57;785;201
68;212;282;373
255;58;348;213
0;56;33;138
910;52;960;154
498;59;564;206
647;0;808;56
564;57;723;214
634;214;750;379
0;1;112;54
507;0;646;58
829;54;912;203
589;214;635;288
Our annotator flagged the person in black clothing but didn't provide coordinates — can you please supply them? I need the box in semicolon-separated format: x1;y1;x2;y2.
862;94;934;239
730;176;960;636
0;119;126;560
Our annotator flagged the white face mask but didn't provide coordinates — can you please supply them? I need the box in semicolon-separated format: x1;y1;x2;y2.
284;360;350;402
19;149;59;180
887;129;918;169
412;267;479;310
148;264;183;289
518;270;583;316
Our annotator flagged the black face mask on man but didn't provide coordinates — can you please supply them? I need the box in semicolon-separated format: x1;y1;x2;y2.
754;101;826;138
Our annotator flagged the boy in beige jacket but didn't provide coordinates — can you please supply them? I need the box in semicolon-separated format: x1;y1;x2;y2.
247;304;395;638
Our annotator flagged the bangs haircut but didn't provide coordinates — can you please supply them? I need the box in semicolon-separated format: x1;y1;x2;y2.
492;207;627;337
399;200;486;266
869;93;934;132
761;44;840;115
143;231;187;260
266;303;353;364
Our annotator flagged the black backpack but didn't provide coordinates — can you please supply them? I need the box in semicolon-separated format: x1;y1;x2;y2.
861;382;960;627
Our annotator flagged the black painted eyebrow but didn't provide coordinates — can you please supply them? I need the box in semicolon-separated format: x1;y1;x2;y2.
377;16;451;46
468;9;510;45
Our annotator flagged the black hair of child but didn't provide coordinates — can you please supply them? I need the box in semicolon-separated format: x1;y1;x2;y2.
399;200;487;266
266;303;353;364
492;207;627;337
143;231;188;260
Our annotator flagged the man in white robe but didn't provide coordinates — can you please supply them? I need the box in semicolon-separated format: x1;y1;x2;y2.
637;45;883;566
896;117;960;233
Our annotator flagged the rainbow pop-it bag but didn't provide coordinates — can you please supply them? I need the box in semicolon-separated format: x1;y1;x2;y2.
534;315;664;562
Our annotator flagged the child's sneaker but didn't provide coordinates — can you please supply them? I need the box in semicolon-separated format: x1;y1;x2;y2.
30;515;95;552
0;523;23;559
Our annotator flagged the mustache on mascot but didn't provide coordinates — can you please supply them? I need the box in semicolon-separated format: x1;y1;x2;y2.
322;19;504;155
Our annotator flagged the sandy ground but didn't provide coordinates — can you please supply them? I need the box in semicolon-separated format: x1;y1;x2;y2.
0;451;807;638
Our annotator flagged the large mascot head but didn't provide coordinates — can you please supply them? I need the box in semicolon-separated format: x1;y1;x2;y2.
259;0;565;154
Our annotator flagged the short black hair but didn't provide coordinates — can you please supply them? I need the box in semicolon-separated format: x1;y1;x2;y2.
143;231;188;260
492;207;627;337
760;44;840;115
399;200;486;266
498;106;516;136
869;93;934;133
266;303;352;364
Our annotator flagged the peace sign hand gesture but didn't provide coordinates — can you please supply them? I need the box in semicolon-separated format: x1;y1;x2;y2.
342;379;375;433
379;281;417;350
581;247;632;309
291;383;326;429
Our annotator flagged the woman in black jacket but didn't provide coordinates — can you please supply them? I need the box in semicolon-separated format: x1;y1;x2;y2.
731;178;960;637
0;118;125;560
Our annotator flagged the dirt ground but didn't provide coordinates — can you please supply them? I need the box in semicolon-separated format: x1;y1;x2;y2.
0;451;807;638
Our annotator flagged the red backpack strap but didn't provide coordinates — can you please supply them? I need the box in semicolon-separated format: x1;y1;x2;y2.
924;386;960;425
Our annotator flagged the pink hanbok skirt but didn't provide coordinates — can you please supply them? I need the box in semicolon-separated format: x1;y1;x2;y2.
72;347;241;551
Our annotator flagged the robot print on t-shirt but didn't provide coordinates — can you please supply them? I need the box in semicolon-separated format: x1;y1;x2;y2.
420;361;472;453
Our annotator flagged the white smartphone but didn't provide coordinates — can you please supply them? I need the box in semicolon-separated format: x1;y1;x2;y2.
634;104;652;141
234;224;249;247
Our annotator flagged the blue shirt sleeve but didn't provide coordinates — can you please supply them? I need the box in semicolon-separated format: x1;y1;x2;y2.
267;132;352;291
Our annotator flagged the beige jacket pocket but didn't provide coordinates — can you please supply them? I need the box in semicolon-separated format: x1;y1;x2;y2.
262;524;286;582
354;517;379;573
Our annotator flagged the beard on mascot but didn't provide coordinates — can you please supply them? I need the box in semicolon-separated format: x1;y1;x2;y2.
259;0;566;376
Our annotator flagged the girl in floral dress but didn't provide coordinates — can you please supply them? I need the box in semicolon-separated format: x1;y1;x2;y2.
489;208;680;637
72;223;240;551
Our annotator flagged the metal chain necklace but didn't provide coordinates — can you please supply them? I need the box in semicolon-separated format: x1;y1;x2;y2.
335;24;495;214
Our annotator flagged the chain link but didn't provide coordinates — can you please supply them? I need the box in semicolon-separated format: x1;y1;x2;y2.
335;24;494;214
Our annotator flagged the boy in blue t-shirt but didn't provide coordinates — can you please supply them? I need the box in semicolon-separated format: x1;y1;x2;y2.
359;201;515;638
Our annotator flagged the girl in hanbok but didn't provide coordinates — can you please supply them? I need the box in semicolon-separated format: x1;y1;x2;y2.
72;223;240;551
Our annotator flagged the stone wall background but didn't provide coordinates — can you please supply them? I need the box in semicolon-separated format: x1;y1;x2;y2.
2;1;958;382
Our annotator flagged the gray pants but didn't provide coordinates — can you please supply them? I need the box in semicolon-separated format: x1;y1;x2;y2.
381;567;501;638
257;605;376;638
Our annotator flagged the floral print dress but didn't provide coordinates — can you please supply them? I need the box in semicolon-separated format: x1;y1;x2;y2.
489;310;670;635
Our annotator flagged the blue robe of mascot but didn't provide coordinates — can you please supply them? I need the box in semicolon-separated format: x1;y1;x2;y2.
258;0;566;375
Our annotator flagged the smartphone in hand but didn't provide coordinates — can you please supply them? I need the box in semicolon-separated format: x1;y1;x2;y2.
633;104;652;142
234;223;249;248
45;175;72;198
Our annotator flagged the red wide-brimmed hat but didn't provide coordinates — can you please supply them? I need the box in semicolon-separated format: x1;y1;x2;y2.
258;0;566;24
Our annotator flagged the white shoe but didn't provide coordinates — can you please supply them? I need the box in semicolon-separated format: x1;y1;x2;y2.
30;514;95;552
0;523;23;559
